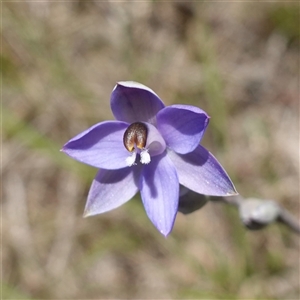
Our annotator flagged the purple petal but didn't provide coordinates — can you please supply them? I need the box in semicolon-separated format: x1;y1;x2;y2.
62;121;130;169
178;186;208;214
84;167;140;217
157;105;210;154
139;153;179;236
110;81;165;125
168;145;237;196
145;122;166;156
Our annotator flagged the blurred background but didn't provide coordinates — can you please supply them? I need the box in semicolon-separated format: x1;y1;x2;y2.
3;1;299;299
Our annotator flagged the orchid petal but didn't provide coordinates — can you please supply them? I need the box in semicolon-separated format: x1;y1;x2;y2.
62;121;130;169
168;145;237;196
110;81;165;124
84;167;140;217
139;153;179;236
157;105;210;154
178;186;208;214
144;122;166;156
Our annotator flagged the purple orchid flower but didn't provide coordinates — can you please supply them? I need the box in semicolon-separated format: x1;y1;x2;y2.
62;81;237;236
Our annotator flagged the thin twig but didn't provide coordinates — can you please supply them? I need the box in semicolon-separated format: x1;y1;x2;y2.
209;195;300;235
277;208;300;234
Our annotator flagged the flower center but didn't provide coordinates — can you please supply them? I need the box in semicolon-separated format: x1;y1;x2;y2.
123;122;151;166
